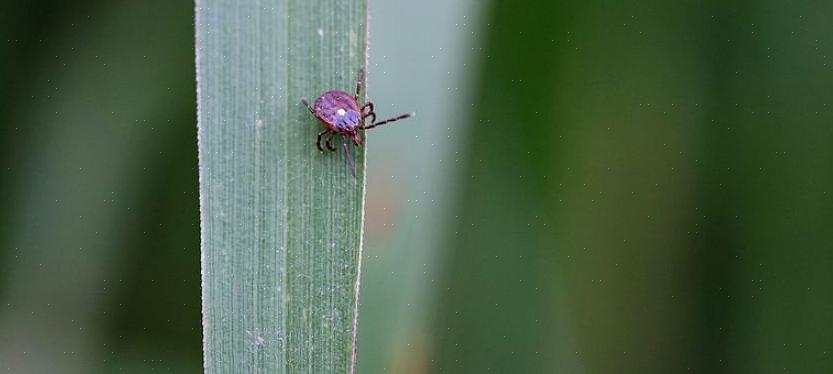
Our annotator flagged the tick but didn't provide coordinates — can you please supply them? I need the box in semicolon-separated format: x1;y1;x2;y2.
301;69;413;177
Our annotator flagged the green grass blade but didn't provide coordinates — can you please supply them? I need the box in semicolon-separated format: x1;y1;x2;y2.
195;1;367;372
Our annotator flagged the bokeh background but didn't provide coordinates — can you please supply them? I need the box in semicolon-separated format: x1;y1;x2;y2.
2;0;833;373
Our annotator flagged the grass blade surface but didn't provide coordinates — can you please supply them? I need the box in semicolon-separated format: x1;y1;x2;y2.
196;1;367;372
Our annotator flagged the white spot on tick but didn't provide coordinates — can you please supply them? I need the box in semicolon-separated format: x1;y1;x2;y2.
336;108;346;116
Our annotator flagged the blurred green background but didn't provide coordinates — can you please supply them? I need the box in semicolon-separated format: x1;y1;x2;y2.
2;0;832;373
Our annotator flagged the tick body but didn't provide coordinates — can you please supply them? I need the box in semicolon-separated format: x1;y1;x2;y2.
301;69;413;176
312;91;363;144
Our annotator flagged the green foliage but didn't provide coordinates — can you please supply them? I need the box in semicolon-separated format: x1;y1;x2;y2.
0;1;201;372
196;1;367;372
432;0;833;373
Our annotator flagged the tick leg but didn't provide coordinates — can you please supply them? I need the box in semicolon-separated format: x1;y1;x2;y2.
343;141;357;179
301;98;315;114
316;129;330;151
361;103;376;126
362;110;376;125
325;132;338;152
361;102;374;115
362;112;413;130
355;68;365;100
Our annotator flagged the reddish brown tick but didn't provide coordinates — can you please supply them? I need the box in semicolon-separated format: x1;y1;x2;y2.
301;69;413;177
